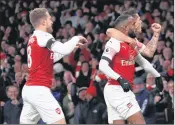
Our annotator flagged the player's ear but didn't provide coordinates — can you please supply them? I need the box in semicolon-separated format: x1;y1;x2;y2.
41;18;47;26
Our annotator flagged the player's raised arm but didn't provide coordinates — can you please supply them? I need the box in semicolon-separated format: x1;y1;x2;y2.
141;23;161;57
135;53;163;92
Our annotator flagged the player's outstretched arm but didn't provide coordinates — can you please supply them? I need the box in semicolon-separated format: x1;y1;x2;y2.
106;28;135;44
46;36;87;55
135;53;163;92
141;23;161;58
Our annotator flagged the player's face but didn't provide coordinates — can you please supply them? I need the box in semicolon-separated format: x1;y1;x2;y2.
133;14;142;33
45;12;53;33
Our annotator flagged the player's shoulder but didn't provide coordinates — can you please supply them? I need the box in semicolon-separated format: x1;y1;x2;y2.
106;37;121;46
103;38;121;53
33;30;54;47
105;37;121;50
33;30;53;38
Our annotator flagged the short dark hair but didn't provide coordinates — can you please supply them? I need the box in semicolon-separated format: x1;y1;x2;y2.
6;85;19;93
122;8;138;17
65;20;72;26
29;8;48;28
114;14;132;29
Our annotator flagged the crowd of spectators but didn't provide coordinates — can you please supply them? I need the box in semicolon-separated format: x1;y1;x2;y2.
0;0;174;124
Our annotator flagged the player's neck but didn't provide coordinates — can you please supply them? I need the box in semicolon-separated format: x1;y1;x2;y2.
35;26;47;33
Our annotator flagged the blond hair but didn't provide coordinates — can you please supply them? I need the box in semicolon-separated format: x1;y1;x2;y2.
29;8;48;28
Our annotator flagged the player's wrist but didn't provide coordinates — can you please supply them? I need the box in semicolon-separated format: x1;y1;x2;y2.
117;76;123;82
117;76;126;85
72;36;80;42
153;32;160;37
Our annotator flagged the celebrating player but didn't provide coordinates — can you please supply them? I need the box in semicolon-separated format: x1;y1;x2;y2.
99;14;163;124
20;8;87;124
106;9;162;58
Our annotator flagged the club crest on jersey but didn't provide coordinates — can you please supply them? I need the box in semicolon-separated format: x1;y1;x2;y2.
127;102;133;108
55;108;61;114
129;55;134;60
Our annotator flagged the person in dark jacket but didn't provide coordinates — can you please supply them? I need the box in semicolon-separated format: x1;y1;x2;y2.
3;85;23;124
73;86;87;124
76;61;91;88
133;77;156;124
74;85;107;124
165;80;174;124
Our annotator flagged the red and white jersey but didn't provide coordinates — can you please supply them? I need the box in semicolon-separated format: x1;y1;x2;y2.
26;30;55;88
102;38;137;86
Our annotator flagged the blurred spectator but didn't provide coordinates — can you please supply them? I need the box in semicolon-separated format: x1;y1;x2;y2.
51;77;66;104
154;78;170;124
63;83;74;124
63;71;76;86
73;87;87;123
3;85;22;124
74;85;107;124
76;61;91;88
133;78;156;124
146;73;156;91
162;47;173;61
164;80;174;124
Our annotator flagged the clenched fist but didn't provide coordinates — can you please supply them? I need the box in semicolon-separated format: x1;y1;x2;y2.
151;23;161;33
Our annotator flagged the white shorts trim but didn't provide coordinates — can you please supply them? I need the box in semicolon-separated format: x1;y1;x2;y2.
20;85;65;124
104;83;141;123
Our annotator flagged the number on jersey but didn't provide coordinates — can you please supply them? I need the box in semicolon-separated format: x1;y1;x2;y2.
27;46;32;68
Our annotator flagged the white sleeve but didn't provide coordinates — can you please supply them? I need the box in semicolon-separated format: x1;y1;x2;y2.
99;60;120;80
37;32;54;47
135;53;160;77
50;36;79;55
36;32;80;55
101;38;120;60
99;38;121;80
53;52;64;63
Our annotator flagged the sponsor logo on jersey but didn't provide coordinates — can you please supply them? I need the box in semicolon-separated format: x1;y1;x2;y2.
121;60;135;66
121;46;126;49
105;47;110;53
